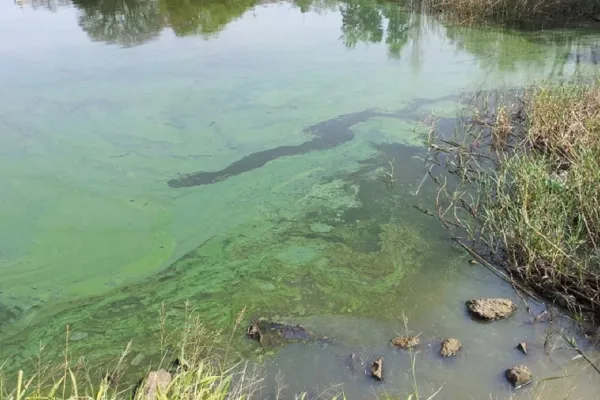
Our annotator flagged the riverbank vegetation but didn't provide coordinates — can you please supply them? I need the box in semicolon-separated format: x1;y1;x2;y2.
427;81;600;324
0;310;263;400
419;0;600;26
0;308;444;400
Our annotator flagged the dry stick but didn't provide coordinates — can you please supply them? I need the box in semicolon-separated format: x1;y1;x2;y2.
563;333;600;376
413;205;434;217
413;164;434;196
453;238;545;304
510;277;532;315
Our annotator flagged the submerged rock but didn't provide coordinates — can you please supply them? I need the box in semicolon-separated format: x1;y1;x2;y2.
143;369;172;400
466;298;516;320
343;353;362;373
69;331;88;341
341;353;364;381
131;353;146;366
391;335;420;349
371;358;383;381
440;338;461;357
505;365;532;388
246;318;317;347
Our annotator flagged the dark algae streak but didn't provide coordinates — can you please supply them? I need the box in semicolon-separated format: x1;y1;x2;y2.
167;95;459;188
168;109;381;188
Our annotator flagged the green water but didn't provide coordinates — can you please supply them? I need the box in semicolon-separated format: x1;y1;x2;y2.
2;0;600;397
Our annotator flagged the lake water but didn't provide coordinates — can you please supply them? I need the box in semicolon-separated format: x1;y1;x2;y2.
1;0;600;398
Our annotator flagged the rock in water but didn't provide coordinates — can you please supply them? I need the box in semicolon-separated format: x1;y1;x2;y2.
466;298;516;320
143;370;172;400
342;353;364;381
371;358;383;381
246;318;316;347
517;342;527;355
343;353;362;373
247;322;263;345
506;365;532;388
440;338;461;357
391;336;420;349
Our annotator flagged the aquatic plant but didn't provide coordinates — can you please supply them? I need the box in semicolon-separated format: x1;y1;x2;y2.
426;81;600;324
382;158;397;189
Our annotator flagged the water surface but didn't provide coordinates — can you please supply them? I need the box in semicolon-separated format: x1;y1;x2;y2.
1;0;600;398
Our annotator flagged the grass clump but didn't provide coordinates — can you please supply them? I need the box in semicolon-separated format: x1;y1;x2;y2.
0;305;442;400
419;0;600;26
0;306;264;400
427;81;600;322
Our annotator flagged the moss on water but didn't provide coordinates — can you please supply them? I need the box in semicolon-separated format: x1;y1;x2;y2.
4;2;600;387
0;138;442;371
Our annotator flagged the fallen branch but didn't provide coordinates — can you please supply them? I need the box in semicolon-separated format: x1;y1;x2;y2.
563;333;600;376
453;238;545;304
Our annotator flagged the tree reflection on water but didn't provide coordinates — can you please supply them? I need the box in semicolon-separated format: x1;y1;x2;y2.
18;0;419;58
14;0;598;75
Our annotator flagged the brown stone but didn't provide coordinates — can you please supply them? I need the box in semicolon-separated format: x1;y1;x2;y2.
246;318;318;347
371;358;383;381
391;335;420;349
247;322;263;345
144;369;172;400
466;298;516;320
440;338;461;357
506;365;532;388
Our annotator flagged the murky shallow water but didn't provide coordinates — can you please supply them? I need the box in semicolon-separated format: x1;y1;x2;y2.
1;0;600;398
